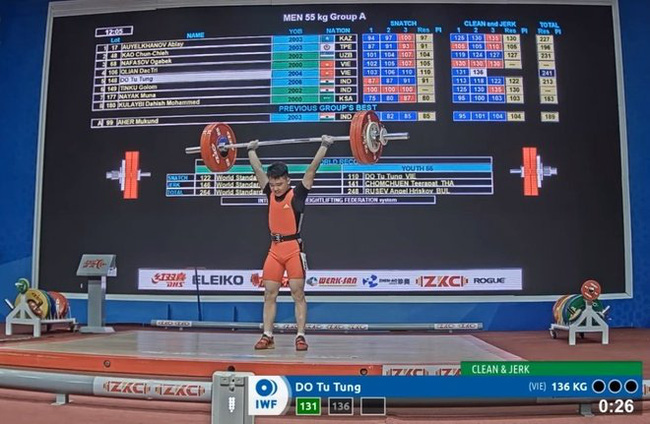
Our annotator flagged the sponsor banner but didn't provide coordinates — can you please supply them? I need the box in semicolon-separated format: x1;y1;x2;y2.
138;269;249;290
139;268;521;292
153;320;192;327
382;364;461;376
433;323;483;330
93;377;211;401
304;271;360;290
248;376;291;416
275;323;369;331
415;269;522;291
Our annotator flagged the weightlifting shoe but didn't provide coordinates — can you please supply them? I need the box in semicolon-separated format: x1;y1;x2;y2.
295;335;309;351
254;334;274;350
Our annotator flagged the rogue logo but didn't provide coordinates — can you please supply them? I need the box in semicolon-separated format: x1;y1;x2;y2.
151;272;187;288
193;275;244;285
416;275;468;287
473;277;506;284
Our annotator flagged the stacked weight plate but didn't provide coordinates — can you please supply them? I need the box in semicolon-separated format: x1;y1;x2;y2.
551;280;606;326
14;289;70;319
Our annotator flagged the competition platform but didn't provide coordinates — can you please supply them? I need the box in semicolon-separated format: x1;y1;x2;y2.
0;329;520;377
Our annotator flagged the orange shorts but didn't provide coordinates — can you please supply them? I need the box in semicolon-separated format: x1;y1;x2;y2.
262;240;306;283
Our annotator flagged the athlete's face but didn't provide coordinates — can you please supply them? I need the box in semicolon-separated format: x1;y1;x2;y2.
269;176;290;197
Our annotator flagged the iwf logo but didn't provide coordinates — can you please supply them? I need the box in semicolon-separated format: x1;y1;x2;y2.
247;376;290;416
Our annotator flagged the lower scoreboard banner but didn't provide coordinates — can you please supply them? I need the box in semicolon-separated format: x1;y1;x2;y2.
247;362;642;416
138;268;522;292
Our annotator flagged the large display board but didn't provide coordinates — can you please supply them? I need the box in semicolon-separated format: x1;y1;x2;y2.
35;1;629;297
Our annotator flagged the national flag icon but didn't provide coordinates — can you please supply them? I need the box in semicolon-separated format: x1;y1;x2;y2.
320;112;336;121
320;42;335;53
319;78;335;85
320;43;335;59
320;68;335;78
319;86;335;93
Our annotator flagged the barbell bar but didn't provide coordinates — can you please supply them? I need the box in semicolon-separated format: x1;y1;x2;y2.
184;110;409;172
184;132;409;154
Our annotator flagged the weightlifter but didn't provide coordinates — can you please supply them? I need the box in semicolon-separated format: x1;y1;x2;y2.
247;135;334;351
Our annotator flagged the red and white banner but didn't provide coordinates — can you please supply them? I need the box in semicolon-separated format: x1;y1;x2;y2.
138;268;522;292
93;377;211;401
382;364;461;376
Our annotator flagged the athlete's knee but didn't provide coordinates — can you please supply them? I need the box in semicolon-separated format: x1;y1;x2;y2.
264;284;280;302
290;286;306;302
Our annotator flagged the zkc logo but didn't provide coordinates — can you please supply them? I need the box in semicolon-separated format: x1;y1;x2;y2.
103;381;148;395
416;275;468;288
154;383;206;398
388;367;430;376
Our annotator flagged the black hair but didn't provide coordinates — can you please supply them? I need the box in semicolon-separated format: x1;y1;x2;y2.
266;161;289;179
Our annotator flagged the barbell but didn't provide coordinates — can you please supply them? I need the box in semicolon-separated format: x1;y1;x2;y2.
184;110;410;172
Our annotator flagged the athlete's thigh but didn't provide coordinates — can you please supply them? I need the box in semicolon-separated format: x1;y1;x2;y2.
262;250;285;284
285;251;306;280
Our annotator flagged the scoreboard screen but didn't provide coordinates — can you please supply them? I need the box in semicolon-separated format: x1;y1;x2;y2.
35;1;630;297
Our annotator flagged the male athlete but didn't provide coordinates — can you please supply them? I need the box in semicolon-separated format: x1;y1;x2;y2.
247;135;334;351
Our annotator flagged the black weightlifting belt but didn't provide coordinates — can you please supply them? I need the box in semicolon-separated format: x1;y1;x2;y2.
270;233;301;243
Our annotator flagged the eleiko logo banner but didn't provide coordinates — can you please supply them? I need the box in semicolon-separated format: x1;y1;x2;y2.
138;269;249;290
138;269;522;291
247;376;291;416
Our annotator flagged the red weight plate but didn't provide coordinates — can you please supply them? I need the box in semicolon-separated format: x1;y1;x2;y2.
124;151;139;200
200;123;237;172
523;147;539;196
48;291;69;319
553;294;571;324
556;294;574;325
350;111;382;164
581;279;602;301
348;112;364;163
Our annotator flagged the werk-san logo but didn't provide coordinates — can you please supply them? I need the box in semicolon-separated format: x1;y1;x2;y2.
247;376;290;416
